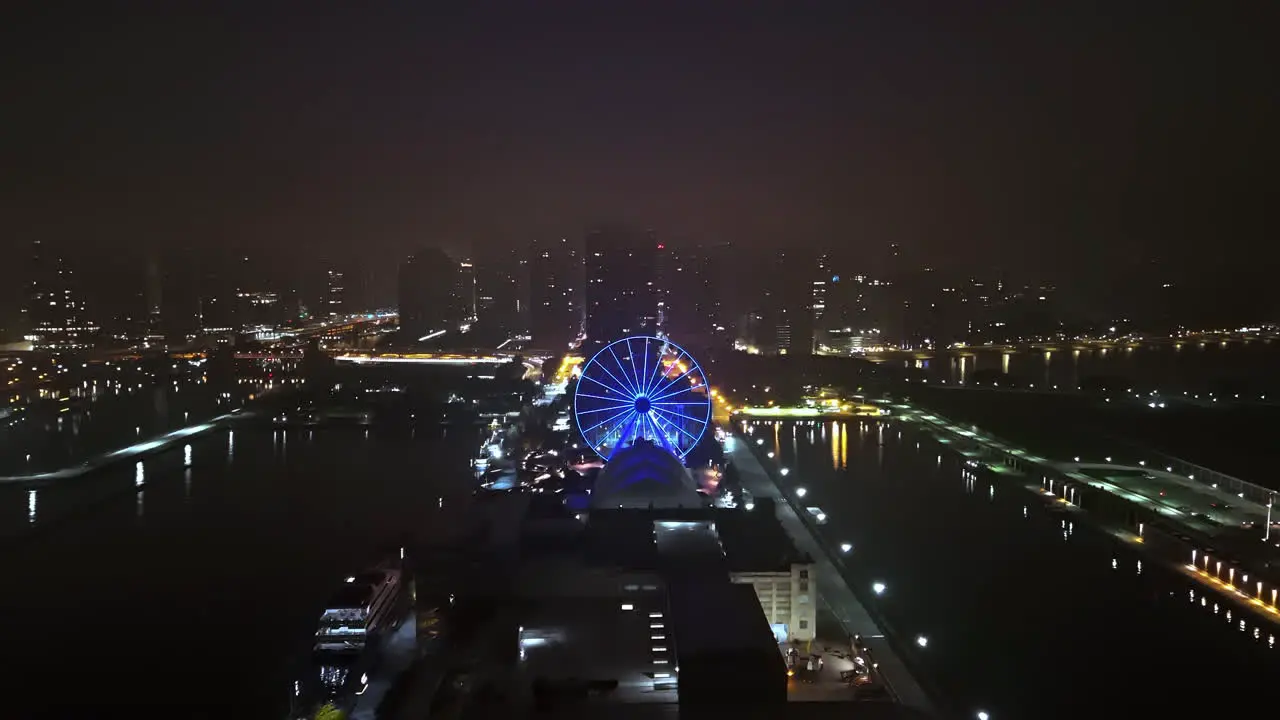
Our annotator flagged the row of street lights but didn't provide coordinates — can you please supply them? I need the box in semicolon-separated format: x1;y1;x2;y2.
748;424;989;720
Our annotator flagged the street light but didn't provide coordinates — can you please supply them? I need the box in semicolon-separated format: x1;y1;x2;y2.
840;542;853;553
780;467;790;476
795;486;807;498
977;712;990;720
915;635;929;648
767;451;775;458
872;581;886;595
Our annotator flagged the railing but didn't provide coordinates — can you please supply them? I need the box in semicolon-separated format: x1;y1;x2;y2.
902;401;1277;511
734;429;947;714
1101;436;1276;508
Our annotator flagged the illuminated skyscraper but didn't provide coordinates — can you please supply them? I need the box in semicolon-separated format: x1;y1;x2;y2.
758;250;812;355
457;259;477;323
326;269;344;317
529;237;581;349
23;241;97;350
811;252;830;337
475;252;526;342
584;227;658;346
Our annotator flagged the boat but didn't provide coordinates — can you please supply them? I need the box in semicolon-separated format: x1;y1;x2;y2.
313;561;405;654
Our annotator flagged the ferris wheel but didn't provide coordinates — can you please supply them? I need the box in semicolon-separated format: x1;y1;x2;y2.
572;336;712;461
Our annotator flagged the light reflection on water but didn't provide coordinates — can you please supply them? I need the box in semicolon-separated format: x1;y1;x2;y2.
920;342;1280;394
2;424;470;715
754;417;1280;718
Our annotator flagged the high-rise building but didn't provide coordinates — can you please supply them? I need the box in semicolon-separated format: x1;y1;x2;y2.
811;253;830;336
398;248;463;341
475;252;526;343
756;250;812;355
145;257;164;346
584;227;658;346
529;238;581;350
235;291;284;331
326;269;345;317
23;241;97;350
698;242;728;338
457;260;477;323
656;242;727;343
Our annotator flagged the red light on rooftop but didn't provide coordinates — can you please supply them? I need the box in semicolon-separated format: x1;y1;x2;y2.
657;243;665;250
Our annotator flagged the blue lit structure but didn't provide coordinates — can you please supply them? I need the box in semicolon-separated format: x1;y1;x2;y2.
573;336;711;461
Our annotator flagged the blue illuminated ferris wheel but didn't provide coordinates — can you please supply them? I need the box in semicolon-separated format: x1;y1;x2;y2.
573;336;712;461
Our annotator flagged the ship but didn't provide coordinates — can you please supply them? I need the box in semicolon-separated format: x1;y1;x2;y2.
313;561;406;654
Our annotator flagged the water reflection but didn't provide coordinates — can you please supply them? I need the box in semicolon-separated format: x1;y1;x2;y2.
4;424;472;712
765;416;1280;717
932;341;1280;395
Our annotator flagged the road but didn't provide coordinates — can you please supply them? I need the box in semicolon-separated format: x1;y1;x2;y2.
725;432;935;715
735;415;1280;719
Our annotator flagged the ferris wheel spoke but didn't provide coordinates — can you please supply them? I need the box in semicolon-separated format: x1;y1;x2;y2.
649;378;701;403
575;390;632;403
578;373;626;396
577;403;636;414
606;345;640;396
643;350;683;397
644;412;679;455
647;363;700;401
650;404;708;431
582;405;636;435
640;338;651;399
624;340;644;398
593;354;640;398
649;409;699;442
601;409;637;453
606;413;641;460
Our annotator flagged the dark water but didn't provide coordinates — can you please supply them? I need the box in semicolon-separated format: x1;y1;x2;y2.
0;382;258;474
0;424;474;717
755;418;1280;719
914;340;1280;394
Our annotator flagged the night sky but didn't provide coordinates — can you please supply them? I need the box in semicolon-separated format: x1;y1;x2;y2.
3;2;1274;283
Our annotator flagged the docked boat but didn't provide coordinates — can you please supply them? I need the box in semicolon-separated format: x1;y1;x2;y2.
313;561;406;654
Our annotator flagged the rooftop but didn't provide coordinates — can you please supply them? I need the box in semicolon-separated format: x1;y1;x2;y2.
667;579;779;657
325;570;391;609
578;505;809;575
515;596;677;705
592;441;708;510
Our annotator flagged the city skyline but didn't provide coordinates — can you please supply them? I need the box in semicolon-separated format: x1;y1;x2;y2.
9;230;1261;356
